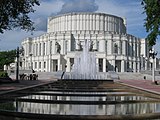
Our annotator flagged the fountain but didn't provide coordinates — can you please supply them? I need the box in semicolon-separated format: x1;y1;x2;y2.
64;39;108;80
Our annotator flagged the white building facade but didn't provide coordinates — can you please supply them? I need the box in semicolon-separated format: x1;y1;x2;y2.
21;12;149;73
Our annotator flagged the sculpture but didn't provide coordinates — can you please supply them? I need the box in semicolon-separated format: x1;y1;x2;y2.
55;42;61;53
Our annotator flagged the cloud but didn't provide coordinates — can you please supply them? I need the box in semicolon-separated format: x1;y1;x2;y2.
34;17;47;31
58;0;98;14
31;0;99;31
30;0;64;31
96;0;146;38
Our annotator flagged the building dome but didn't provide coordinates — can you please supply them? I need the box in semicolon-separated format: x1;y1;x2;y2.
47;12;126;34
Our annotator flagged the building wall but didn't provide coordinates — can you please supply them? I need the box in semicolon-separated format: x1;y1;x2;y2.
21;12;148;73
48;13;126;34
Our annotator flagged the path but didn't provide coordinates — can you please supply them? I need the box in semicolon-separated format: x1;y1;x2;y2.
119;79;160;94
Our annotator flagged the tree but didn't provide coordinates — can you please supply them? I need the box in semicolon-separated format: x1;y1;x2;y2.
0;50;16;70
0;0;40;33
142;0;160;46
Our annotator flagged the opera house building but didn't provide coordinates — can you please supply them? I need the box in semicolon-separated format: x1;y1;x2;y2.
21;12;150;73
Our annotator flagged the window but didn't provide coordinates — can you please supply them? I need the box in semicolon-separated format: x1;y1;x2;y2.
50;41;52;54
35;62;37;69
43;42;45;55
39;62;41;69
39;43;41;56
44;62;46;68
114;43;118;54
36;44;38;56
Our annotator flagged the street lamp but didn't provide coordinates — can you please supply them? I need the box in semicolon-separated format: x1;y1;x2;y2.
149;49;157;84
16;47;24;82
16;47;19;82
16;46;24;82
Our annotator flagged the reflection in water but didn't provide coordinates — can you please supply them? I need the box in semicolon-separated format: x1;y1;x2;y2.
20;95;153;102
11;93;160;115
14;101;160;115
0;90;160;116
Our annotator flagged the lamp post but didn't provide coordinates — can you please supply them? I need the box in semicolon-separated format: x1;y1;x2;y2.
16;46;24;82
16;47;19;82
149;49;157;84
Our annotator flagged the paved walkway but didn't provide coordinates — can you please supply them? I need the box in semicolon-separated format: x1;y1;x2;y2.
119;79;160;94
1;78;160;96
0;79;56;94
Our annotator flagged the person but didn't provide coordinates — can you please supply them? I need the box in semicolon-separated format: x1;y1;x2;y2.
32;69;35;73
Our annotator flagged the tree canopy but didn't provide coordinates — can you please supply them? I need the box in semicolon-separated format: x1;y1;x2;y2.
0;50;16;70
142;0;160;46
0;0;40;33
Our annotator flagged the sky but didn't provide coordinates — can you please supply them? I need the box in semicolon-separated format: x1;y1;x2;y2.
0;0;160;57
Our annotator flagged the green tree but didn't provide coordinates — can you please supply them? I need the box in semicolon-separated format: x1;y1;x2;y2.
0;50;16;70
142;0;160;46
0;0;40;33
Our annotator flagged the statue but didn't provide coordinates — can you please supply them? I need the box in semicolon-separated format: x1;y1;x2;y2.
55;42;61;53
114;43;118;54
77;41;83;51
89;40;94;51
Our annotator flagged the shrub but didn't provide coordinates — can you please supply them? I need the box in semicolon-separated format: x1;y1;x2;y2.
0;71;9;78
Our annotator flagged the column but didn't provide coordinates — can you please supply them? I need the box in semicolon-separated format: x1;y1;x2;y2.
107;39;112;55
112;59;115;71
145;58;148;70
103;58;106;72
96;58;99;72
122;40;127;56
129;61;132;72
99;39;105;52
37;43;40;56
61;40;64;54
121;60;125;72
141;55;144;70
41;61;44;72
41;42;43;56
48;59;51;72
133;61;136;72
52;40;56;54
137;62;140;72
58;59;61;71
68;40;71;52
66;58;71;72
133;42;136;57
107;60;111;71
75;40;79;50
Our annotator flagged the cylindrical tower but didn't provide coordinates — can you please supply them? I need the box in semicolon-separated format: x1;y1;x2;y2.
47;12;126;34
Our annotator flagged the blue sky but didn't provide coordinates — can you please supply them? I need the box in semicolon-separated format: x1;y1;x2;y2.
0;0;160;56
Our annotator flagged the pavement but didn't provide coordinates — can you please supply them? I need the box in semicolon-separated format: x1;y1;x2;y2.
118;79;160;95
0;79;56;94
1;76;160;96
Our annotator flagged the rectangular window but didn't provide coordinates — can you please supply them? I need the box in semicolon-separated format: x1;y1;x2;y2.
44;62;46;68
50;41;52;54
36;44;38;56
43;43;45;55
35;62;37;69
39;62;41;69
39;43;41;56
